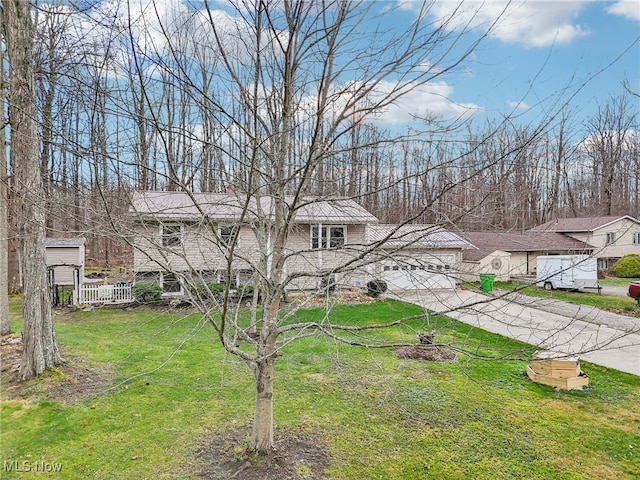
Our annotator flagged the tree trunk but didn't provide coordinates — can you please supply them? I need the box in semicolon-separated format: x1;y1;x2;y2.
0;21;10;335
249;298;279;452
250;355;276;452
5;0;62;379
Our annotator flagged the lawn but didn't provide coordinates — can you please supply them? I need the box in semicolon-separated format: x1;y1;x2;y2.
2;296;639;479
493;281;640;316
600;277;640;287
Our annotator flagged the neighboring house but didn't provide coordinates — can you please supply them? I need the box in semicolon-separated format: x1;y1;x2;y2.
460;232;593;281
129;191;470;293
529;215;640;270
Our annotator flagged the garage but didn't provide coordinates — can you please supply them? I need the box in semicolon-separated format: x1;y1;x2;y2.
381;254;457;290
368;224;472;291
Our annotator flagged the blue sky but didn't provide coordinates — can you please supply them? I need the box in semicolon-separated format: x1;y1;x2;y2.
68;0;640;131
376;0;640;127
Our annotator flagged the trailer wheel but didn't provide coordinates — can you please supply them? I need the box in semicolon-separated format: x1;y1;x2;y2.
543;282;553;291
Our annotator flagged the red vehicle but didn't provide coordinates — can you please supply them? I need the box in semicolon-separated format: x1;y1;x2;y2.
629;281;640;305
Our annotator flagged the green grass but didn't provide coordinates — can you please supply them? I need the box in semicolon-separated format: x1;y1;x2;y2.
2;297;639;479
492;281;640;315
600;277;640;287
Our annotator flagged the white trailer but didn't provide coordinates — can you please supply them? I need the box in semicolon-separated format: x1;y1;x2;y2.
536;255;599;291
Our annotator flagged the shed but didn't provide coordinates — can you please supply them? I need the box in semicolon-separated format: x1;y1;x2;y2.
45;237;86;286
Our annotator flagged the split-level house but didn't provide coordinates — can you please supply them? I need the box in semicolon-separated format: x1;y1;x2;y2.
129;191;472;294
528;215;640;270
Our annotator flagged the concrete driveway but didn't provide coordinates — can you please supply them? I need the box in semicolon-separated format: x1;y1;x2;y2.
394;289;640;376
600;284;633;298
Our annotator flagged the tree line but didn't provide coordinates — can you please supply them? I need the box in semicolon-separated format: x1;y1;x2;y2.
4;5;638;289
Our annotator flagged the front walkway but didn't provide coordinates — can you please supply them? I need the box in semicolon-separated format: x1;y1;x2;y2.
393;289;640;376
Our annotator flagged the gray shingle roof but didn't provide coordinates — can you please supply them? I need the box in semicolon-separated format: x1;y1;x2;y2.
368;224;473;249
130;191;379;224
461;231;593;262
529;215;639;233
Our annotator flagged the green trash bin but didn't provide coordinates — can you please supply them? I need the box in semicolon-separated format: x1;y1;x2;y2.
479;273;496;292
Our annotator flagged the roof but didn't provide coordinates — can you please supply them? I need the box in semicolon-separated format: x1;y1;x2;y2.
462;231;593;262
368;224;473;250
45;237;86;248
130;191;379;224
528;215;640;233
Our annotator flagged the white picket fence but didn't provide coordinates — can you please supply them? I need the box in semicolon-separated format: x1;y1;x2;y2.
79;284;133;304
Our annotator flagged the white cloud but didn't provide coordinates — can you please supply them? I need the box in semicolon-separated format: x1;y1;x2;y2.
365;81;482;125
606;0;640;21
506;100;530;110
425;1;591;48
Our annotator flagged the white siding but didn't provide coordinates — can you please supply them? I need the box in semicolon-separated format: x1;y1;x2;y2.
46;246;84;285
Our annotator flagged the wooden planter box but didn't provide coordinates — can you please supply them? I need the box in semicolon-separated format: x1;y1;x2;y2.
527;351;589;390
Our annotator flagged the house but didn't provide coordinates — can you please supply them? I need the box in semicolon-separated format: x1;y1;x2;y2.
460;231;593;281
129;191;471;293
529;215;640;270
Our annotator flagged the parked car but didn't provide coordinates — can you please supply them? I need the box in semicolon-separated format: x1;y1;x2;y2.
628;281;640;305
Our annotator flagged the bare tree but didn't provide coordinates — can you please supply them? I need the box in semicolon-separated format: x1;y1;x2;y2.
4;0;62;379
0;16;9;335
115;0;518;453
583;94;637;216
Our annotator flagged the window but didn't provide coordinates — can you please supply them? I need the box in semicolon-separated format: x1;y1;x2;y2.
311;226;345;249
162;273;181;294
162;224;182;247
633;232;640;245
135;271;160;285
606;232;616;245
220;225;239;246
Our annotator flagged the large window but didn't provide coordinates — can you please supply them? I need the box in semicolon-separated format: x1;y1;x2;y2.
162;224;182;247
311;226;345;249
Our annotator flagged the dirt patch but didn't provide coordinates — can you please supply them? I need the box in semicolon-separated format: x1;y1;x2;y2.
0;334;113;402
195;426;330;480
394;345;456;362
289;290;377;308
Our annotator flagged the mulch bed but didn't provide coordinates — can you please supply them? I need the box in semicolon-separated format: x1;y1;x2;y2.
195;426;330;480
393;345;456;361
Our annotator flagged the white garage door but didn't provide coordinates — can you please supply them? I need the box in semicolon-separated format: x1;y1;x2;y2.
381;255;457;290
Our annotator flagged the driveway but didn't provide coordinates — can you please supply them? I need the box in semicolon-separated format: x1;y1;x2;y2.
600;284;633;298
393;289;640;376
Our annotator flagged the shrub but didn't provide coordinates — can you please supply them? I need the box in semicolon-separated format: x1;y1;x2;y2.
192;282;225;299
366;279;387;298
132;283;163;303
614;254;640;278
235;284;256;301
